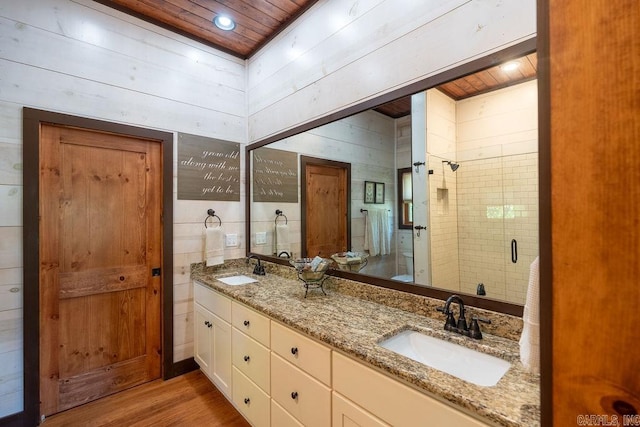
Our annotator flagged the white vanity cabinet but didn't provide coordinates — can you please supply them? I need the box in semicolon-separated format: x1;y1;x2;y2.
270;322;332;427
193;281;495;427
193;281;232;398
332;352;490;427
231;301;271;426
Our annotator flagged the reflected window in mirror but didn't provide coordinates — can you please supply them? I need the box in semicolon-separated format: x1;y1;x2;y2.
398;168;413;229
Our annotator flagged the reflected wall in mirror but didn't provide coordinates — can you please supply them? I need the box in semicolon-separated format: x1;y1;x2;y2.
248;47;538;306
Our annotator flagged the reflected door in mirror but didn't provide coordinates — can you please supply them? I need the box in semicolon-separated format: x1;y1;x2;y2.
303;161;349;257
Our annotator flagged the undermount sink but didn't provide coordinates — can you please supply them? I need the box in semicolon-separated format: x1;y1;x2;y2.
216;275;258;286
378;330;511;387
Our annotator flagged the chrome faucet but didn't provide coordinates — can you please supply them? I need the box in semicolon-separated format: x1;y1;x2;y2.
246;255;265;275
437;294;491;339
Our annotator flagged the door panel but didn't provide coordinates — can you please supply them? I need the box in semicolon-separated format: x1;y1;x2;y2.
39;124;162;416
304;163;348;257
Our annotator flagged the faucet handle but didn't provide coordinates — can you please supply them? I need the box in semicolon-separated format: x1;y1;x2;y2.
469;316;491;339
473;316;491;324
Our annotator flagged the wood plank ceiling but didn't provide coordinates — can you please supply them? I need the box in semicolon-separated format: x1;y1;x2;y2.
96;1;537;117
375;53;538;118
95;0;320;58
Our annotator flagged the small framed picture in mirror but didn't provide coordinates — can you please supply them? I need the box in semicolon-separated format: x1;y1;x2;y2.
364;181;375;203
375;182;385;204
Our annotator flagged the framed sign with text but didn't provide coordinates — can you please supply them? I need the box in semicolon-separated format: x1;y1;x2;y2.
252;147;298;202
177;133;240;201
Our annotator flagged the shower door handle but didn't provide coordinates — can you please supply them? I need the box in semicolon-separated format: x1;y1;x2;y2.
511;239;518;263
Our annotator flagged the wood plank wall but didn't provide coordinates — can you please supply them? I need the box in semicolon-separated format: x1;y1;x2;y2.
542;0;640;425
247;0;537;143
0;0;246;418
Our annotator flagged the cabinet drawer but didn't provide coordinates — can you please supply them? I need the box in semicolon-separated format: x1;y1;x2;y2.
271;353;331;427
271;321;331;386
232;328;270;392
194;281;231;322
333;352;489;427
232;367;270;427
271;400;304;427
232;301;270;346
332;391;390;427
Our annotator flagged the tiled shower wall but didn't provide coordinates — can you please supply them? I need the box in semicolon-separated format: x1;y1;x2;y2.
426;80;538;304
456;154;539;302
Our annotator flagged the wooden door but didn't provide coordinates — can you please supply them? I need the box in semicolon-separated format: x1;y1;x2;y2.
39;124;162;416
304;162;348;257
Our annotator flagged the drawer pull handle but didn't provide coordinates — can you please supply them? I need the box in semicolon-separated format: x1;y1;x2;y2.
243;355;250;362
243;320;250;327
291;391;298;400
291;347;298;355
244;398;250;405
204;321;212;328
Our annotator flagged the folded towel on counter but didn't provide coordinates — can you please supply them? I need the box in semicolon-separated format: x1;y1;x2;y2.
519;256;540;374
275;223;291;257
363;208;391;256
205;226;225;267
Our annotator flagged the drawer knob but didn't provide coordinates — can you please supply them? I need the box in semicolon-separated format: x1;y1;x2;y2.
243;355;250;362
291;347;298;355
243;320;250;327
204;321;212;328
244;397;250;405
291;391;298;400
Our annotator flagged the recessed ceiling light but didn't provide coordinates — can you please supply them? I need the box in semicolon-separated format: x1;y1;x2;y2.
213;15;235;31
501;61;520;72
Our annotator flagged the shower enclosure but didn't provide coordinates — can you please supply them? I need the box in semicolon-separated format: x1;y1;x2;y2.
428;149;539;304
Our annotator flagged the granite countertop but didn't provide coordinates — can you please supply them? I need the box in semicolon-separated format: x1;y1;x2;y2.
191;264;540;427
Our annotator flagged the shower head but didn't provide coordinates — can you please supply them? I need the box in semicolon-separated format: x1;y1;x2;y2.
442;160;460;172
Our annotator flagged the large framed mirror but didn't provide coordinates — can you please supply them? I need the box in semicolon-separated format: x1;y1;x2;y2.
246;39;537;316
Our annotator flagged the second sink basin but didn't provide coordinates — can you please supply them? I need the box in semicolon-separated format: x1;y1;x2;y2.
216;275;258;286
378;329;511;387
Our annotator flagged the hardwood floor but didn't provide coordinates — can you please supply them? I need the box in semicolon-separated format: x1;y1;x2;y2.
42;370;251;427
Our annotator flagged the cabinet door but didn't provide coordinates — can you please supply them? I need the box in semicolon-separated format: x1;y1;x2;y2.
194;303;213;376
211;312;232;398
332;391;390;427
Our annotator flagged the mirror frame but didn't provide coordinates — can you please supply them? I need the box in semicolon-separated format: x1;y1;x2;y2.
245;38;537;317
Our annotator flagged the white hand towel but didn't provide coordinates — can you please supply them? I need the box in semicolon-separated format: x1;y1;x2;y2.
519;256;540;374
205;226;225;267
275;223;290;257
364;208;391;256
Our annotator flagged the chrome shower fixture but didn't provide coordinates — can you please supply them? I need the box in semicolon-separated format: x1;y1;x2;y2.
442;160;460;172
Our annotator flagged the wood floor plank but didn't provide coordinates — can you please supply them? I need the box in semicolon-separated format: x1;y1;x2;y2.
42;370;251;426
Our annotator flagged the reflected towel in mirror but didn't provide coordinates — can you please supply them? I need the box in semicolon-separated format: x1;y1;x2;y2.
519;255;540;374
275;223;290;256
363;208;391;256
205;226;225;266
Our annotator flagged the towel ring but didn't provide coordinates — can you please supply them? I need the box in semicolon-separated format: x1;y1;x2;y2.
275;209;288;225
205;209;222;228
